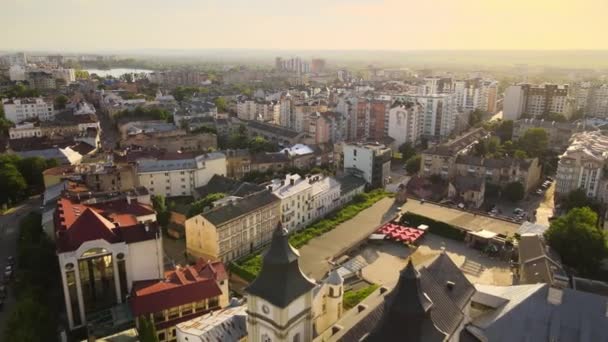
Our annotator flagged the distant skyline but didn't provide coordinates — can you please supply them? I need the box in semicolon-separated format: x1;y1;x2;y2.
1;0;607;51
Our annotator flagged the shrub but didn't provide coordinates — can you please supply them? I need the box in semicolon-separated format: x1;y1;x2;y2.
343;284;380;310
400;212;466;241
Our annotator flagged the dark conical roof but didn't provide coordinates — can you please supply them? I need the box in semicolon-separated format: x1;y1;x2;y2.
366;260;446;342
245;223;316;308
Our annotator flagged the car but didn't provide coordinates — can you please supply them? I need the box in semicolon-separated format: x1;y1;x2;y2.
545;176;554;182
536;189;544;195
513;208;524;215
457;203;465;209
6;256;14;266
396;207;402;212
4;266;13;279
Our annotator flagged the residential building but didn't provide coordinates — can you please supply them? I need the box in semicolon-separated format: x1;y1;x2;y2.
77;163;139;192
311;59;326;74
250;152;290;173
352;99;391;141
129;260;229;342
448;176;485;208
176;305;248;342
26;70;56;89
308;175;341;221
281;144;317;170
420;128;490;179
55;196;162;330
185;190;280;263
392;93;458;140
237;99;279;122
268;174;313;231
8;112;99;141
343;142;391;188
8;137;87;164
136;152;227;198
387;101;422;148
503;83;570;120
421;76;453;95
2;97;55;123
122;130;217;153
452;78;499;114
556;131;608;199
335;175;367;206
293;102;328;132
275;56;311;74
245;120;307;146
192;174;263;200
149;70;211;87
572;82;608;118
513;118;587;151
224;149;252;180
455;155;542;194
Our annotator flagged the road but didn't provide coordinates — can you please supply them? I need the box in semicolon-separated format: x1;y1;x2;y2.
534;183;555;226
0;197;41;332
97;107;121;151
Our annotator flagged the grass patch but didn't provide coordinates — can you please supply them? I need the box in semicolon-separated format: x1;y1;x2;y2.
400;212;466;241
231;189;390;281
343;284;380;310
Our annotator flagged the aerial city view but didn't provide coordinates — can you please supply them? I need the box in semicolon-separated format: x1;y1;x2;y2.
1;1;608;341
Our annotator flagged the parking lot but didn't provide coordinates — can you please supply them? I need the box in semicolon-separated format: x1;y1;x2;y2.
484;180;555;227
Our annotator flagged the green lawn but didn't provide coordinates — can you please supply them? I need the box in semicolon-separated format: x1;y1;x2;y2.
343;284;380;310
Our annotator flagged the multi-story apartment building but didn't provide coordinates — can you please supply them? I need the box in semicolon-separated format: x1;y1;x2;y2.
8;113;99;140
455;155;542;194
573;82;608;118
307;111;345;144
54;195;162;330
122;131;217;153
556;131;608;199
149;70;211;87
77;163;139;192
245;120;307;146
352;99;391;141
503;84;570;120
513;118;587;151
453;78;499;114
2;97;54;123
343;142;391;188
236;99;279;122
129;260;229;342
421;77;453;95
268;174;313;231
311;58;326;73
136;152;227;198
293;102;328;132
392;93;458;140
26;70;56;89
185;190;280;263
420;128;490;179
387;101;422;147
309;175;341;222
224;149;252;180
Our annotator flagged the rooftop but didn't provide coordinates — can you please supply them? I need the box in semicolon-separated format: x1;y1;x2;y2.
201;190;279;226
176;305;247;342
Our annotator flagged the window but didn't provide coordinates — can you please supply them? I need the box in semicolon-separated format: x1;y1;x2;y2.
168;306;179;320
154;310;166;323
158;332;166;341
262;334;272;342
293;333;301;342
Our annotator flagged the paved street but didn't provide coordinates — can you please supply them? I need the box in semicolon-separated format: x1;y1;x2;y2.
0;197;40;333
533;183;555;226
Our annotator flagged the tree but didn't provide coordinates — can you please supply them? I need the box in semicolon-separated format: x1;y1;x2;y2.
137;316;159;342
120;73;134;83
398;142;416;161
188;193;226;218
214;97;228;112
151;195;170;231
563;188;601;214
502;181;524;202
405;155;421;175
545;207;608;276
0;164;27;206
74;70;90;79
54;95;69;110
468;109;484;127
513;150;528;159
249;136;277;154
517;128;548;158
487;136;501;155
495;120;514;142
17;157;48;192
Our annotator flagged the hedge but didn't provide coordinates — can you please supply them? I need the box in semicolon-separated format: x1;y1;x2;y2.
231;189;390;282
343;284;380;310
400;212;467;241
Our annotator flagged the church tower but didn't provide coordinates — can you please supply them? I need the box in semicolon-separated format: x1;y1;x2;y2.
246;223;316;342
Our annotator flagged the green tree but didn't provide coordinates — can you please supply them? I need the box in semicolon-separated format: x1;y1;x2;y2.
517;128;548;158
0;164;27;206
513;150;528;159
487;136;501;155
137;316;159;342
151;195;170;231
4;295;54;342
120;73;134;83
545;207;608;276
54;95;69;110
188;193;226;218
74;70;90;79
398;142;416;161
0;105;12;136
468;109;485;127
17;157;50;191
405;155;421;175
563;188;601;214
502;181;524;202
495;120;514;142
249;136;277;154
214;97;228;112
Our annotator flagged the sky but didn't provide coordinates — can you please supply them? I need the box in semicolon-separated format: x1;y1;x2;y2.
1;0;608;52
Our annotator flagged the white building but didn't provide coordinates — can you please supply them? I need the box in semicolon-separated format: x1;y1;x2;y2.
503;85;527;121
237;100;279;122
573;82;608;118
2;97;55;123
393;93;458;139
453;79;498;114
308;175;341;222
137;152;227;198
556;131;608;199
55;196;163;330
8;122;42;139
268;174;313;231
343;142;391;189
504;84;570;120
8;65;26;81
388;102;422;147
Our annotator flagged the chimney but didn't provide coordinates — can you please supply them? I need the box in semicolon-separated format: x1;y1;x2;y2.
290;178;295;186
446;281;455;290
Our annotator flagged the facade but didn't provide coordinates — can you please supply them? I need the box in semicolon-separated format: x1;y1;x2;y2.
176;305;248;342
268;174;313;231
448;176;485;208
343;142;392;188
149;70;211;87
245;119;307;146
392;93;458;140
573;82;608;118
77;163;139;192
452;78;498;114
185;190;280;263
2;97;55;123
129;260;229;342
27;70;56;89
352;99;391;141
387;102;422;147
237;100;279;122
136;152;227;198
309;175;341;222
122;131;217;153
555;131;608;199
503;84;570;120
455;155;542;194
224;149;252;180
55;196;162;330
8;113;100;140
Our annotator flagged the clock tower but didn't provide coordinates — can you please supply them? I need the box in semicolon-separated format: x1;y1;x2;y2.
245;223;316;342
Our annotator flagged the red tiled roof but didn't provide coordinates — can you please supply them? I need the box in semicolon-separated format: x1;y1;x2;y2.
129;260;227;316
55;196;159;252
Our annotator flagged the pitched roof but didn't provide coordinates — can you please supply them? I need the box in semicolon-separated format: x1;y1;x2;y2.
201;190;279;226
193;174;263;199
245;223;316;308
425;251;475;309
130;260;227;316
451;176;484;193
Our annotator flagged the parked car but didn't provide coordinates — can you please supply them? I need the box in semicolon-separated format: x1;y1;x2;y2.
513;208;524;215
535;189;544;195
4;266;13;279
6;256;14;266
458;203;465;209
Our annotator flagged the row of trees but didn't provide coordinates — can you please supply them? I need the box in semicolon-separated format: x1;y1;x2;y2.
113;106;171;122
219;125;278;153
3;213;60;342
0;155;58;207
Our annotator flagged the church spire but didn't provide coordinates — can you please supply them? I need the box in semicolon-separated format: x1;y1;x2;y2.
245;222;315;308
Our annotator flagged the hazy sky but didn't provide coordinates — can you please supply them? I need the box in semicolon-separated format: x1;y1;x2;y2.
1;0;607;51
